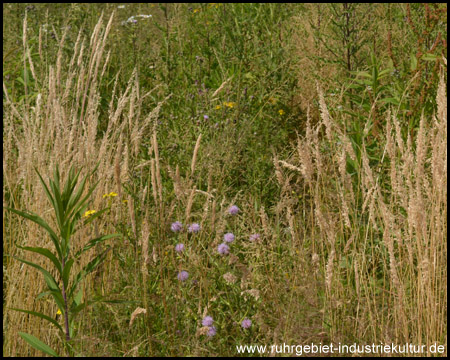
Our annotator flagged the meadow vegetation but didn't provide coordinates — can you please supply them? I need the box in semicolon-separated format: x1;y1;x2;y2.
3;3;447;356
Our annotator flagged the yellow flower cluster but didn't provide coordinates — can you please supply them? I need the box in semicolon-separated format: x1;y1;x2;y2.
83;210;96;218
103;192;118;198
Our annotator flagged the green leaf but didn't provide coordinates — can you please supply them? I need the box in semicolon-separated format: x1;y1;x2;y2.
18;332;59;357
410;54;418;71
421;53;438;61
74;233;121;258
17;245;62;276
62;258;74;290
5;207;62;259
69;248;110;299
13;256;60;292
10;308;63;333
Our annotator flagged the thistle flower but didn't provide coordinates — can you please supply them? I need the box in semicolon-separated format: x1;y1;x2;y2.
175;243;185;253
241;318;252;329
207;326;217;337
171;221;183;232
228;205;239;215
204;115;209;120
177;271;189;281
188;223;201;233
217;243;230;255
224;232;235;243
202;316;214;327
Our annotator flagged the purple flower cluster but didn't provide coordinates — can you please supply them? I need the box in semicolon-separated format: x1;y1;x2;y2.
175;243;185;253
249;233;260;241
241;318;252;329
217;243;230;255
202;316;214;327
171;221;183;232
224;232;235;243
188;223;201;233
202;316;216;337
177;271;189;282
228;205;240;215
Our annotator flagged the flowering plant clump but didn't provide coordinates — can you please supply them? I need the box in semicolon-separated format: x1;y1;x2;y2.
6;165;120;356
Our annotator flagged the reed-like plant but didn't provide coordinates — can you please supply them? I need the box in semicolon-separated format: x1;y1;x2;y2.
5;164;120;356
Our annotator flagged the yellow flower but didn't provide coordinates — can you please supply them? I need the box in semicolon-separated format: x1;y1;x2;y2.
278;109;285;116
193;8;200;13
83;209;96;218
103;192;118;198
224;101;236;108
56;309;62;315
215;105;221;110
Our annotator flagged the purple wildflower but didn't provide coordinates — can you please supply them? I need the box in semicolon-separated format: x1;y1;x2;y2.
228;205;240;215
202;316;214;327
224;232;235;243
188;223;201;233
217;243;230;255
175;243;185;253
204;115;209;120
241;318;252;329
249;233;260;242
171;221;183;232
207;326;217;337
177;271;189;282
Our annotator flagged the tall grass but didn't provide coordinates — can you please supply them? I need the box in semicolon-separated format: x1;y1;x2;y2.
277;74;447;351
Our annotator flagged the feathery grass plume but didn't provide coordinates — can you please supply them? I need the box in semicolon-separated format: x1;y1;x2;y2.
141;218;150;266
185;187;196;223
115;134;123;199
211;76;233;98
316;83;333;142
150;158;158;207
129;307;147;327
191;133;202;176
152;132;163;205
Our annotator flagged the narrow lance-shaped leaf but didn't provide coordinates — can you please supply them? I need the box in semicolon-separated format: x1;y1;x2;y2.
68;248;110;299
62;258;74;290
10;308;64;333
19;332;59;357
17;245;62;277
74;233;121;259
5;208;62;259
